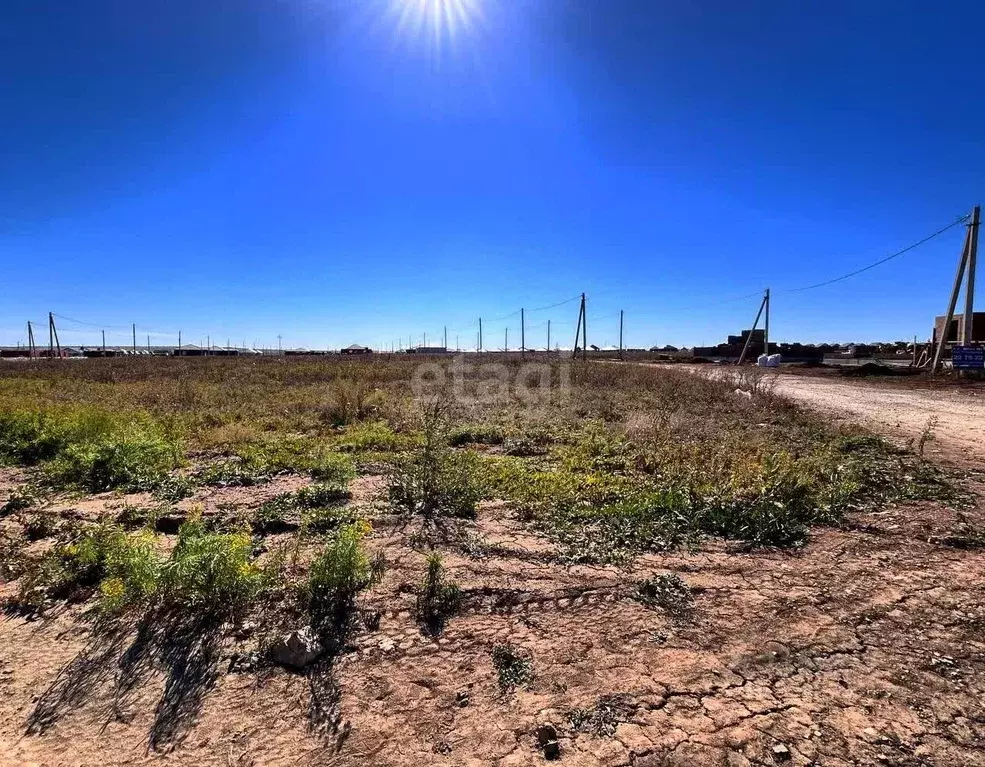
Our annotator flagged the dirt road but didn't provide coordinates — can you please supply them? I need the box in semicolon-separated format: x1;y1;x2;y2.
773;375;984;464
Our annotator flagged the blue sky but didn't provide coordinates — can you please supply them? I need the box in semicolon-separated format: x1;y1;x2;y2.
1;0;981;350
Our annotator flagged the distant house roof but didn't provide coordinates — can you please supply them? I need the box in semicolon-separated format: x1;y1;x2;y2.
345;344;371;351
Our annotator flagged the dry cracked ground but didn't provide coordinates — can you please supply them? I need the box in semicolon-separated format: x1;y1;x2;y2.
1;454;984;766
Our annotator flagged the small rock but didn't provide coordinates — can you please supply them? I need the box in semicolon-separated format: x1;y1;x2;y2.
270;626;323;669
771;743;790;760
455;690;471;708
537;724;560;760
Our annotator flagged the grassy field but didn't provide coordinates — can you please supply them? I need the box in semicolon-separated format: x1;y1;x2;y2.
0;356;981;765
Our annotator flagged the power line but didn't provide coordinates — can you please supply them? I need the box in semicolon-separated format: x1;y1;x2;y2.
528;294;581;312
781;215;969;294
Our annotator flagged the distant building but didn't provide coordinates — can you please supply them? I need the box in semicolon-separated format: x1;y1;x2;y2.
341;344;373;355
407;346;449;354
934;313;985;345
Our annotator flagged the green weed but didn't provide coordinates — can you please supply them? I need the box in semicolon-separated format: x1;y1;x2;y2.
320;378;387;426
415;552;461;634
387;403;483;518
306;522;384;628
157;517;265;615
633;574;694;619
492;644;533;692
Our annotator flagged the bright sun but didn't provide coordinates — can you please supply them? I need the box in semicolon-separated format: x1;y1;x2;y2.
391;0;484;45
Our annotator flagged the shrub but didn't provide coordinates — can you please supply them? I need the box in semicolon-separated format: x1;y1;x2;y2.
546;491;695;565
0;407;182;493
97;529;160;613
305;522;384;633
337;421;407;452
308;451;356;484
448;424;505;447
633;574;694;619
320;379;387;426
492;644;532;692
387;403;483;518
695;453;818;548
157;517;265;614
14;523;152;610
197;459;268;487
42;425;182;493
254;482;354;533
415;553;461;634
151;474;195;502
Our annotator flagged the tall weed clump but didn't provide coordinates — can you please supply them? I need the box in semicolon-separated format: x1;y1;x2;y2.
15;523;157;611
305;522;384;632
0;407;182;492
387;402;482;518
320;378;387;426
157;517;265;615
415;552;461;634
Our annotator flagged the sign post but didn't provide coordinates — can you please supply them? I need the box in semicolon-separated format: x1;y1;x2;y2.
952;345;984;370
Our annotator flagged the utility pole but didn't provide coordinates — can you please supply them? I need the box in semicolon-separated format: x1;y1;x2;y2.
27;321;36;359
147;335;151;353
521;308;525;359
132;323;136;354
933;205;980;373
963;205;980;345
178;330;182;351
278;335;282;355
444;326;447;350
505;327;509;353
208;335;211;356
102;329;106;356
456;335;459;352
737;290;769;365
547;319;551;353
479;318;483;353
581;293;587;360
764;288;771;356
48;313;60;359
573;294;585;359
619;310;624;361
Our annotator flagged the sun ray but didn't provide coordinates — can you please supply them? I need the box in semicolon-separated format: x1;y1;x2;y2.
389;0;483;48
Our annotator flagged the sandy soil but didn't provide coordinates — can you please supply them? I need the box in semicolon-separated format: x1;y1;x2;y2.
1;471;984;766
771;376;985;466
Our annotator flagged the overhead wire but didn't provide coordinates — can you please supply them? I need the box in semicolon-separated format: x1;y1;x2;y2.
780;215;969;294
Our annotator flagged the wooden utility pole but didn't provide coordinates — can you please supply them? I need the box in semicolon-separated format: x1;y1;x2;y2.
478;318;483;353
178;330;182;351
619;310;624;360
132;323;136;354
102;330;106;356
444;326;448;350
521;308;525;359
547;319;551;353
932;206;979;373
505;327;508;353
27;321;36;359
147;335;151;353
737;291;769;365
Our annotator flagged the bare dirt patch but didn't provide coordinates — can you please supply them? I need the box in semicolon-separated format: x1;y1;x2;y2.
1;486;984;766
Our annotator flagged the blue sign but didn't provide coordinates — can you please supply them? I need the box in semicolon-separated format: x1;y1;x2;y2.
953;346;985;370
